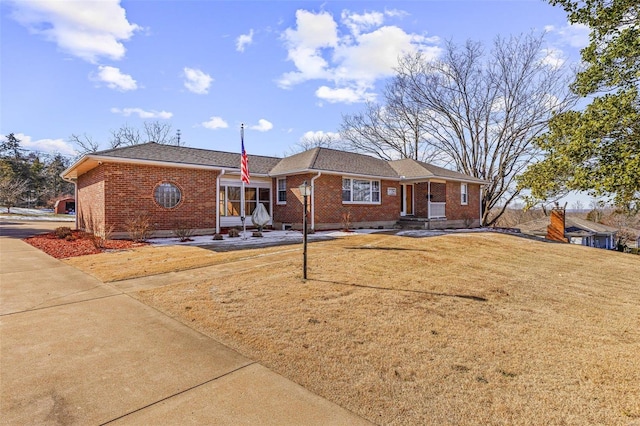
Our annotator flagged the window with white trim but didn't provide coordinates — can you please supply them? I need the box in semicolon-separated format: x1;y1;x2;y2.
342;178;380;204
277;178;287;204
461;183;468;205
154;182;181;209
219;186;271;216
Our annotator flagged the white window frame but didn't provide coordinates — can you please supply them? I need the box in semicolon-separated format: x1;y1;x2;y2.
342;178;381;205
461;183;468;205
219;185;271;217
277;178;287;205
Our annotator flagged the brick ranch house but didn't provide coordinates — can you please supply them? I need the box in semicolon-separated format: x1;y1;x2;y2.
61;142;488;238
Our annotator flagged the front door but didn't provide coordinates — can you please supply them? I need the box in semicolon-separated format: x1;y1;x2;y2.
402;184;413;216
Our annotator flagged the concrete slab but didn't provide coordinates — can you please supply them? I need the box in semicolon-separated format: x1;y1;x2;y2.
1;295;252;425
1;219;373;426
0;237;119;315
0;266;119;315
110;363;371;425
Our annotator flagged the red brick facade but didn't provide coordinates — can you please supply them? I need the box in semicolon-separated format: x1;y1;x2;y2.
77;163;218;235
76;162;483;236
272;174;401;229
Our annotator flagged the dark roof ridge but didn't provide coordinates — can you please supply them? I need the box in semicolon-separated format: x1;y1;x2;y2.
307;147;322;168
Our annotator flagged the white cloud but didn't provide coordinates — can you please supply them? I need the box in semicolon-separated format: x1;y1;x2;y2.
316;86;375;104
334;26;440;84
110;107;172;119
250;119;273;132
278;8;440;104
236;29;254;52
93;65;137;91
284;10;339;50
13;133;77;156
278;10;339;88
183;67;213;94
8;0;140;63
541;48;566;69
546;22;590;48
341;10;384;36
300;130;340;141
202;116;228;129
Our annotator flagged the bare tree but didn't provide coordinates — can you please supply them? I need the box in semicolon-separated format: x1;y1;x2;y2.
110;121;182;148
287;131;342;155
340;78;441;163
402;34;576;226
343;33;576;226
110;123;142;149
0;177;28;213
69;133;100;155
571;199;585;212
144;121;183;146
71;121;184;153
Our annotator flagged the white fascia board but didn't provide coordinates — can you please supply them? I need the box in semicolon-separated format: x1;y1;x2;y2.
270;168;401;181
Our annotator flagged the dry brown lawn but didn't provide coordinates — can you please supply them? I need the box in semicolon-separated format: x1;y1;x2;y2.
67;232;640;425
63;244;299;282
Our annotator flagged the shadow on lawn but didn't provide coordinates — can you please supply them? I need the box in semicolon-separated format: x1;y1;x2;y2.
345;246;431;252
312;278;488;302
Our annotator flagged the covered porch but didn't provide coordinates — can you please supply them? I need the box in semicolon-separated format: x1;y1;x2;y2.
396;178;481;230
399;180;448;220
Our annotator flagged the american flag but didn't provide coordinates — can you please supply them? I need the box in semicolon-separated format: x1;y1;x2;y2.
241;127;250;184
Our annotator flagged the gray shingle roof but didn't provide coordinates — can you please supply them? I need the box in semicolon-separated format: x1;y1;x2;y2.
70;142;485;183
269;147;397;178
389;158;487;183
94;142;280;174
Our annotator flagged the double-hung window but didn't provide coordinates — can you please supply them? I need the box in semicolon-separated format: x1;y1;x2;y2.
342;178;380;204
461;183;468;205
277;178;287;204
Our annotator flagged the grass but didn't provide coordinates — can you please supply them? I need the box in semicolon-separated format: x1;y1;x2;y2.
66;232;640;425
63;244;300;282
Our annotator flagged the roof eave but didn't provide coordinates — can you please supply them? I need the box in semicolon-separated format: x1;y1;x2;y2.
62;154;238;179
270;168;400;180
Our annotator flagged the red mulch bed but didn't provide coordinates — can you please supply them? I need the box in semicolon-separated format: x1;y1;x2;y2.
24;230;147;259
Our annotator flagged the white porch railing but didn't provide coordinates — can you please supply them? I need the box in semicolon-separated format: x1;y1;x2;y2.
428;202;446;218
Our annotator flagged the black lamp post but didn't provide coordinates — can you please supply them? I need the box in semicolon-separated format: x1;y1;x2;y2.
298;180;311;280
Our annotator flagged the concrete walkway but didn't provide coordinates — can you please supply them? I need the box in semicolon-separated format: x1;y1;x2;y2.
0;221;371;425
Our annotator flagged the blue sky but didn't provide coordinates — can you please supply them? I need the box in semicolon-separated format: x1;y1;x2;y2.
1;0;588;160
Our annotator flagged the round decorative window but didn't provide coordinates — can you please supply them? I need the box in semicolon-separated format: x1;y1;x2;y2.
154;182;181;209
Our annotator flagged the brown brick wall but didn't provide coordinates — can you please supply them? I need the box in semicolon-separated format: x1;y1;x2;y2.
273;174;401;229
547;208;568;242
445;182;481;221
413;181;480;222
414;183;429;217
77;165;106;231
77;161;484;235
78;162;219;234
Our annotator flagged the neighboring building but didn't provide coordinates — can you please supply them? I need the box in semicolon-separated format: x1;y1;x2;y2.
518;208;618;250
54;197;75;215
61;142;488;238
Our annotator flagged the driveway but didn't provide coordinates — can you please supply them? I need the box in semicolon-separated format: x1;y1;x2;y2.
0;221;371;425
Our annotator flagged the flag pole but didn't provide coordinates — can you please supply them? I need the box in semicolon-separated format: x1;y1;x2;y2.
240;123;246;239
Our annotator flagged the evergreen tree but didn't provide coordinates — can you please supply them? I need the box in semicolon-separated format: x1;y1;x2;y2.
519;0;640;211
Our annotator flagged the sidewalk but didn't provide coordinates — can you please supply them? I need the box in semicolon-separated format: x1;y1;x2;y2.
0;221;371;425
